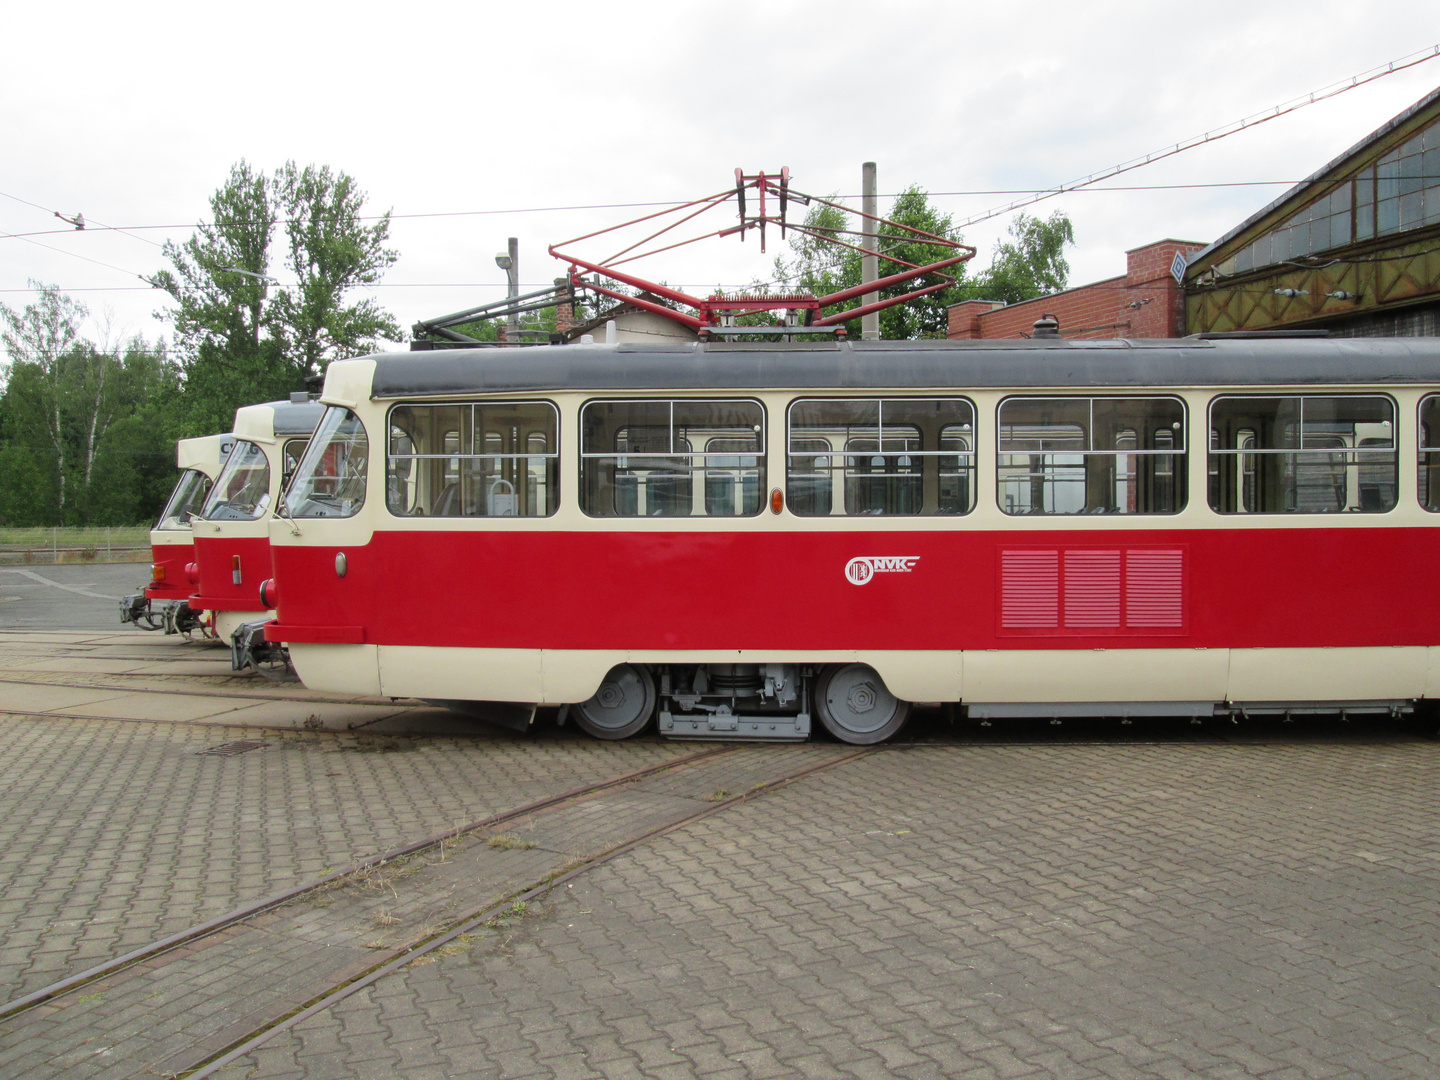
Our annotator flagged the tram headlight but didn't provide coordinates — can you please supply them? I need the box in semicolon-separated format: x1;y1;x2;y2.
185;562;199;585
259;578;279;609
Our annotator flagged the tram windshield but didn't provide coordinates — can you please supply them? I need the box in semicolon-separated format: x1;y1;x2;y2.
286;408;369;518
200;441;271;521
155;469;213;530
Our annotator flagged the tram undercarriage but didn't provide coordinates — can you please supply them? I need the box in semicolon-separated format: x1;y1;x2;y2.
568;661;910;744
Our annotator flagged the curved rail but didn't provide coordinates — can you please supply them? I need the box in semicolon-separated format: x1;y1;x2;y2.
0;743;737;1024
182;745;878;1079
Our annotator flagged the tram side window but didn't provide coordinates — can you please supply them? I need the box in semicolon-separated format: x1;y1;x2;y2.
286;408;369;519
997;397;1186;515
200;440;271;521
580;399;764;518
1208;395;1396;514
386;402;559;518
1419;395;1440;512
787;398;975;516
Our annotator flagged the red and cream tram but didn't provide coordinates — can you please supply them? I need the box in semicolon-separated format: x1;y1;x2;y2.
121;432;234;632
187;395;324;647
264;336;1440;743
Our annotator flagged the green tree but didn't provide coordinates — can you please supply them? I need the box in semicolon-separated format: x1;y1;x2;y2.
0;283;88;516
976;211;1076;305
776;187;970;339
0;285;181;525
268;162;400;377
774;191;1076;338
154;160;399;435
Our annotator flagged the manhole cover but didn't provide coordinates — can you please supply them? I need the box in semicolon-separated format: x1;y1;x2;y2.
197;740;269;757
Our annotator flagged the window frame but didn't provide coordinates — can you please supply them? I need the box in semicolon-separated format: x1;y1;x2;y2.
785;396;977;517
1207;392;1398;515
384;399;561;519
995;394;1188;517
579;396;767;519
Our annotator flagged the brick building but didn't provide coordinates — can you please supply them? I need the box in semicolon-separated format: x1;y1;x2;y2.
947;239;1206;340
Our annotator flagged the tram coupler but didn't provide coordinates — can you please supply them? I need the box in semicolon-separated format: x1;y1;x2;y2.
231;618;289;674
165;601;204;636
119;592;163;630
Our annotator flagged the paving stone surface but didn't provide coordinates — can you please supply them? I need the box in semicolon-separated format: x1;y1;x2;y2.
229;740;1440;1080
0;705;694;1004
0;746;860;1079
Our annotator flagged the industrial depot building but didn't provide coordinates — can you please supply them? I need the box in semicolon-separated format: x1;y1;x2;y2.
949;84;1440;340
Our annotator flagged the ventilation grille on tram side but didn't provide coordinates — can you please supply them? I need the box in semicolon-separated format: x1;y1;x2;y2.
999;547;1185;635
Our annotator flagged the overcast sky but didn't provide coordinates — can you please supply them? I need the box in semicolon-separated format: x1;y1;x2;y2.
3;1;1438;349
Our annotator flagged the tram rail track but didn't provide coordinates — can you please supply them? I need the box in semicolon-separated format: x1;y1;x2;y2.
178;744;877;1080
0;743;737;1027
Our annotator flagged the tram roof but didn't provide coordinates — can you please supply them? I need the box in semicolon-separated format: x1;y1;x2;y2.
367;338;1440;399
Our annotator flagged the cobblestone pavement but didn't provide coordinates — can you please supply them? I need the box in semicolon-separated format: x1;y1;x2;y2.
226;740;1440;1080
0;700;694;1004
0;745;862;1079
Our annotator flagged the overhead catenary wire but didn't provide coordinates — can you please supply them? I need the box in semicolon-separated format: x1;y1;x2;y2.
4;45;1437;301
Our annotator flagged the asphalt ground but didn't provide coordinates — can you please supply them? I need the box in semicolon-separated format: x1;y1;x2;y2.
0;565;1437;1077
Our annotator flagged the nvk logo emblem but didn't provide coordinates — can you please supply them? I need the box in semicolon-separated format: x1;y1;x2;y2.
844;556;920;586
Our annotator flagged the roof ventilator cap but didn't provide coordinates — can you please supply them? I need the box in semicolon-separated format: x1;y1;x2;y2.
1031;314;1060;338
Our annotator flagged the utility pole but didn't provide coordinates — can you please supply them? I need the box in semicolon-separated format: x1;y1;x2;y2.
495;238;520;342
860;162;879;341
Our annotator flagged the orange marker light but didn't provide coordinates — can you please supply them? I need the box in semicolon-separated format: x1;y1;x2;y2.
151;564;165;582
770;488;784;514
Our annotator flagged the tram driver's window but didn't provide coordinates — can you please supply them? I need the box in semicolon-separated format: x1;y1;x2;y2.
580;399;764;518
385;402;559;518
1208;395;1396;514
787;398;975;516
1419;395;1440;512
997;396;1186;515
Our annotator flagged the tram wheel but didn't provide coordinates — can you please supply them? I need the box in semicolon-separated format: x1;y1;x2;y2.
574;664;656;740
814;663;909;744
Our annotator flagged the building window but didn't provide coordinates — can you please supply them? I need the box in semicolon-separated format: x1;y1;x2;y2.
387;402;558;517
997;397;1186;515
786;398;975;516
1221;117;1440;274
1208;395;1396;514
581;399;764;517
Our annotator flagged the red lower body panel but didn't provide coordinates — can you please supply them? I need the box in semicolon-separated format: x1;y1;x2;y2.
268;527;1440;652
144;541;194;603
190;534;271;613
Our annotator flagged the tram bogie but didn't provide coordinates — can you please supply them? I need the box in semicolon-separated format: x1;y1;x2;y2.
654;663;812;741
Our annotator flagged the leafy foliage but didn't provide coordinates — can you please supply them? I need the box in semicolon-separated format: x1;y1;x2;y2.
0;286;180;525
774;191;1075;338
153;160;399;436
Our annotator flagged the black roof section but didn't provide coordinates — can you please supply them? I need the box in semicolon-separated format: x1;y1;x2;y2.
366;338;1440;398
260;399;328;435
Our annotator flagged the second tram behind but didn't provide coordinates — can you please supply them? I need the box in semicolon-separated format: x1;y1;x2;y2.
265;336;1440;743
121;432;234;633
187;395;324;651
